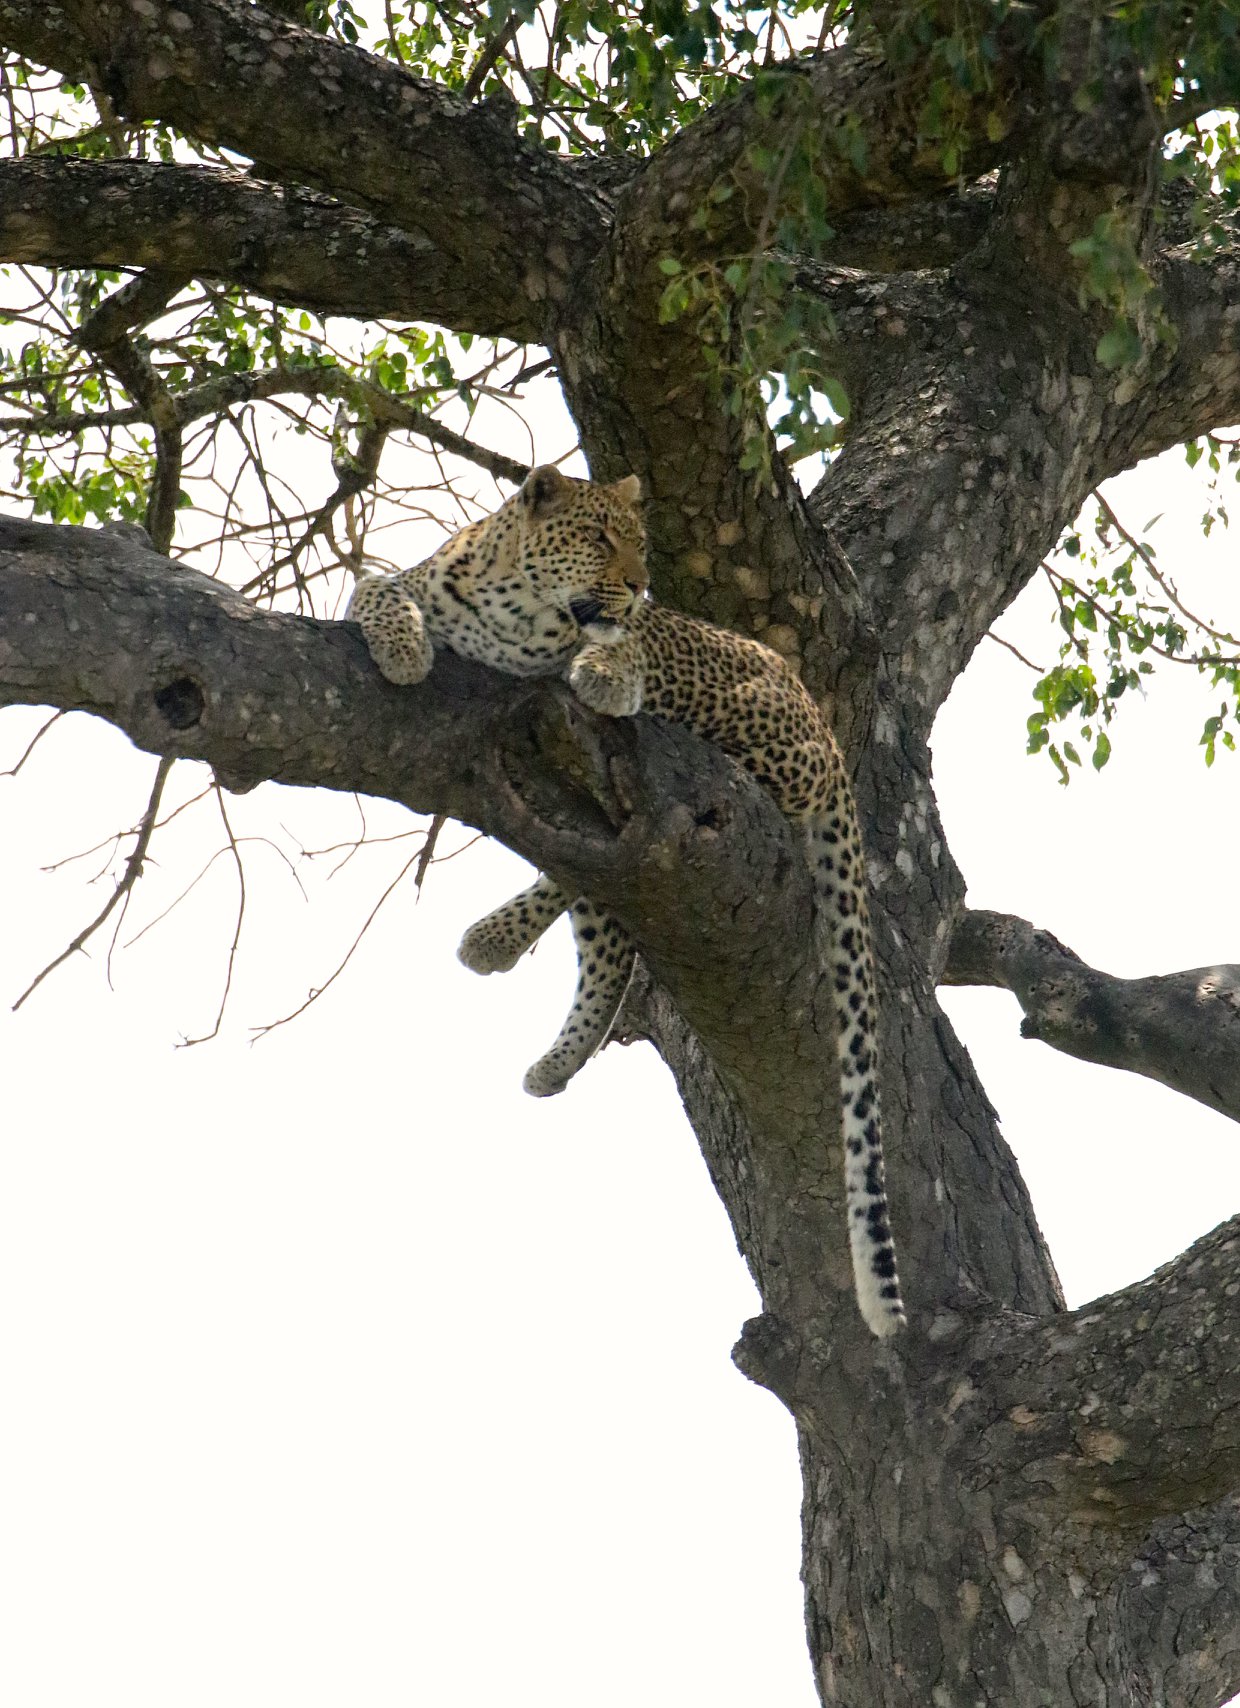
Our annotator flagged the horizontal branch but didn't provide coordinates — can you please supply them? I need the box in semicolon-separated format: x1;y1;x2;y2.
826;181;996;272
0;354;530;486
0;0;603;341
943;908;1240;1125
177;368;531;485
0;159;482;329
1113;222;1240;469
618;40;1009;275
0;514;854;1319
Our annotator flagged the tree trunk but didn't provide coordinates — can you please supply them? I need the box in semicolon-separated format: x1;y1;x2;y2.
1;4;1239;1702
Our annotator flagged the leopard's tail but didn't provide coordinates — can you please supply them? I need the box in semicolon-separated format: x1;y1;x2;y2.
804;811;906;1339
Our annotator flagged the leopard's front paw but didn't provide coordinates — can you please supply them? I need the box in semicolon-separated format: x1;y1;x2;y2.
569;656;642;718
370;638;433;686
347;579;434;686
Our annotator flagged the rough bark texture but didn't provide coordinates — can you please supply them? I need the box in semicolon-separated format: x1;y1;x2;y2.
945;910;1240;1124
1;4;1239;1704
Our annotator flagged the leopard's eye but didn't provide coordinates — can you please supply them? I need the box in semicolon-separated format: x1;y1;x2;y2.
595;526;612;547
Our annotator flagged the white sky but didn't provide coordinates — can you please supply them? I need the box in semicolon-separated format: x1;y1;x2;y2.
2;394;1239;1704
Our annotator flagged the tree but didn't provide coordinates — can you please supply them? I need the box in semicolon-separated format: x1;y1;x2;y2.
1;2;1239;1702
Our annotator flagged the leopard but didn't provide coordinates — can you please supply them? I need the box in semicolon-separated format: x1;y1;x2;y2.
348;465;905;1339
345;464;648;684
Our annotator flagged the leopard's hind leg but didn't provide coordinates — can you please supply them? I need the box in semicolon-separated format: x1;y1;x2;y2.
457;874;570;974
522;900;635;1098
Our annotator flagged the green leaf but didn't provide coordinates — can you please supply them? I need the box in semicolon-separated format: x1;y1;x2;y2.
1095;322;1142;370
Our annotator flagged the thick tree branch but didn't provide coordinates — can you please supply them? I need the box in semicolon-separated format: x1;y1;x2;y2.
0;0;603;342
0;515;868;1326
1110;228;1240;469
971;1215;1240;1571
943;908;1240;1125
1121;1496;1240;1708
0;159;474;328
622;40;1011;270
826;180;997;271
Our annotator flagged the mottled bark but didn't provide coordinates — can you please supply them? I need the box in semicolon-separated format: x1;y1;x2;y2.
0;518;839;1176
1;4;1240;1704
0;159;467;325
945;909;1240;1124
0;0;604;341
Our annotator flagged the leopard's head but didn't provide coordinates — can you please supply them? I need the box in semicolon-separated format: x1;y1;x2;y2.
516;465;648;640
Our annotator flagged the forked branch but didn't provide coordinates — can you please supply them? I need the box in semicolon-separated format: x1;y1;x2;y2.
12;754;173;1011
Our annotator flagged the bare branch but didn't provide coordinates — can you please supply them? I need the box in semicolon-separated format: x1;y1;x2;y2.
180;783;245;1046
943;908;1240;1124
250;837;425;1040
982;630;1043;672
0;158;478;329
76;269;191;552
413;813;446;894
12;754;173;1011
0;706;63;775
0;0;603;343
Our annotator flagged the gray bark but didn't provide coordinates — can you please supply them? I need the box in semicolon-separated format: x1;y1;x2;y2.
0;159;466;324
1;3;1240;1702
945;910;1240;1125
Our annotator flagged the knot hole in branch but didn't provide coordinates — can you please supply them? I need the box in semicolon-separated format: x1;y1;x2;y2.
153;675;205;730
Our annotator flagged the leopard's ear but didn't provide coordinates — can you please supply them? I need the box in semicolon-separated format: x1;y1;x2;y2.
522;465;571;517
608;473;642;506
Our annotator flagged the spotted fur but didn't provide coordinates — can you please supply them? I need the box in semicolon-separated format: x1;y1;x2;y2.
459;881;634;1097
349;468;904;1339
345;465;647;684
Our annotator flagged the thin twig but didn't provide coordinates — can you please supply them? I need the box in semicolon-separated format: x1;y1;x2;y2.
1;709;65;777
1043;561;1240;668
414;814;446;894
250;841;426;1041
1092;487;1240;651
179;786;246;1047
12;756;173;1012
983;631;1043;672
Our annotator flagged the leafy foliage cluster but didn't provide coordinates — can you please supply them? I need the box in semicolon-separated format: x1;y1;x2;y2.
1030;448;1240;780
